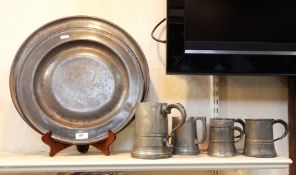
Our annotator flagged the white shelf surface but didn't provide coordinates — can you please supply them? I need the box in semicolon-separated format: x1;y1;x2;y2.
0;151;292;173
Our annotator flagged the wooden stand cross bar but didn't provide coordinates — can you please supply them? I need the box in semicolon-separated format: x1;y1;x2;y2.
42;130;116;157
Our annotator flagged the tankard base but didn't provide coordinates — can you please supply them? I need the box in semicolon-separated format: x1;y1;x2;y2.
131;147;172;159
243;143;277;158
208;152;238;158
208;143;238;158
243;153;277;158
173;146;200;155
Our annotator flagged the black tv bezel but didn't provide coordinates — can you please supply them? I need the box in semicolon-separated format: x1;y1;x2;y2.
166;0;296;76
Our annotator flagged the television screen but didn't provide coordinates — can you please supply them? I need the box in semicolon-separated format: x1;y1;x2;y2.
167;0;296;75
185;0;296;43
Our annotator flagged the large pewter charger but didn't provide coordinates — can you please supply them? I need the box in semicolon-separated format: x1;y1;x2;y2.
10;16;149;145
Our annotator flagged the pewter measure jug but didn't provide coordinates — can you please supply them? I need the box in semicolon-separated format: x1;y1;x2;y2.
132;102;187;159
172;117;207;155
208;118;245;157
243;119;289;158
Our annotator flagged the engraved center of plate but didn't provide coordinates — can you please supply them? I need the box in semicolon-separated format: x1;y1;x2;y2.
51;56;115;113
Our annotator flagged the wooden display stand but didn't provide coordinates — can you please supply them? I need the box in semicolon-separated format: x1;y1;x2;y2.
41;130;116;157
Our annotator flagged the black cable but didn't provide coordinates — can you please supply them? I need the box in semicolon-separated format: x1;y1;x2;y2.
151;18;167;43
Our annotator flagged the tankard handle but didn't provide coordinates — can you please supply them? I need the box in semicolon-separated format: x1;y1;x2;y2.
194;117;207;144
233;119;245;139
162;103;187;144
233;126;244;143
273;119;289;142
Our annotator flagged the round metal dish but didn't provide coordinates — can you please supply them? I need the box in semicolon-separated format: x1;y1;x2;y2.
10;16;148;144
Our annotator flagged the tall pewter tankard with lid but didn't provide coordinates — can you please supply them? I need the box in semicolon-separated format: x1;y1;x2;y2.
131;102;187;159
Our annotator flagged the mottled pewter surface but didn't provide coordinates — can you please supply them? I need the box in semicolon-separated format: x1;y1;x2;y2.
52;57;115;112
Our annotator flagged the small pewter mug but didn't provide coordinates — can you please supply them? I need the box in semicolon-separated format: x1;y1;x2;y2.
131;102;187;159
208;118;245;157
243;119;289;158
172;117;207;155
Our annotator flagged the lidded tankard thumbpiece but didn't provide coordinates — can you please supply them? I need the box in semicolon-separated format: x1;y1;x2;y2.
131;102;187;159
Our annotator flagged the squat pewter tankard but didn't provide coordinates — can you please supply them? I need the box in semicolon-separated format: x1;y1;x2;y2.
172;117;207;155
243;119;289;158
131;102;187;159
208;118;245;157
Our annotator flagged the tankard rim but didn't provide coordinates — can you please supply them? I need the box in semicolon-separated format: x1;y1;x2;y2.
209;118;235;126
210;118;235;120
245;118;274;121
137;102;168;105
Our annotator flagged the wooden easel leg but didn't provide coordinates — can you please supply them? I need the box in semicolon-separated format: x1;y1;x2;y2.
91;130;116;156
41;131;72;157
41;130;116;157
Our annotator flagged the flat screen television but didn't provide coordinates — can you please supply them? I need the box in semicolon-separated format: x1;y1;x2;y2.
167;0;296;75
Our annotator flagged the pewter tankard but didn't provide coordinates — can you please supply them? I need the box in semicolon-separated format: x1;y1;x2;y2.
243;119;289;158
208;118;245;157
172;117;207;155
131;102;187;159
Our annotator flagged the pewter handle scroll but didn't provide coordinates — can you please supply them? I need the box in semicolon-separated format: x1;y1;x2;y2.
234;118;245;138
273;119;289;142
194;117;207;144
162;103;187;142
233;126;244;143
